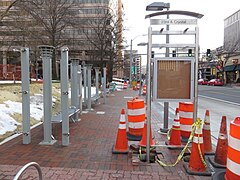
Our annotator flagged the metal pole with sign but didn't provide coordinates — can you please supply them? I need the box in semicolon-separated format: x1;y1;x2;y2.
145;10;204;163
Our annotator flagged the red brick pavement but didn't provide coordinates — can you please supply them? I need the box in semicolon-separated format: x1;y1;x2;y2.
0;89;212;179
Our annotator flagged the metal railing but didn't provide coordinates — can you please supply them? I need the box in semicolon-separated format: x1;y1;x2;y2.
13;162;42;180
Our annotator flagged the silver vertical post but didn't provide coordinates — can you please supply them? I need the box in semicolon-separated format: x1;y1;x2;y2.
71;59;80;121
61;47;69;146
21;48;31;144
78;65;82;115
161;10;170;133
83;66;87;106
95;67;100;104
86;64;93;111
38;45;56;145
146;27;152;163
129;39;133;88
193;27;199;122
103;67;107;104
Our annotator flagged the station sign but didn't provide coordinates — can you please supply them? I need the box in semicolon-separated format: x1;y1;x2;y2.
150;19;197;25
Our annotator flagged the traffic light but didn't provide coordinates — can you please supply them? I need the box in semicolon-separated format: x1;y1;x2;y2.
206;49;211;57
172;50;176;57
151;51;155;58
188;49;192;57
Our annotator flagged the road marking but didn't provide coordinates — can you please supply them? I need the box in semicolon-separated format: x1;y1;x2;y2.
199;95;240;106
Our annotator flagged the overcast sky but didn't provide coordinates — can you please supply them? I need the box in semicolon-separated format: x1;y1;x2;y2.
122;0;239;63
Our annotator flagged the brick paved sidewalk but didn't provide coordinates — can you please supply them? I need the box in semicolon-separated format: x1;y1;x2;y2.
0;88;212;179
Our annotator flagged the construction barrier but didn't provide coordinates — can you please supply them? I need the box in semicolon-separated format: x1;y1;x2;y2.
142;84;146;95
127;98;145;141
203;110;213;153
0;64;36;81
225;117;240;180
112;108;128;154
123;81;128;89
137;82;140;90
179;102;194;141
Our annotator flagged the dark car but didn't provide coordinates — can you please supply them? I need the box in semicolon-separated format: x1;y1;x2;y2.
207;79;223;86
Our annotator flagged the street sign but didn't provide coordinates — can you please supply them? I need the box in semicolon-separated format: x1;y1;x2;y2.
150;19;197;25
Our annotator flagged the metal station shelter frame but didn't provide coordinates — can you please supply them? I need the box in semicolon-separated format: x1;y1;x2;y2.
144;10;204;163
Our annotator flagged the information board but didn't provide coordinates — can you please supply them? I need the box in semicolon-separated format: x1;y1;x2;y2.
153;58;194;101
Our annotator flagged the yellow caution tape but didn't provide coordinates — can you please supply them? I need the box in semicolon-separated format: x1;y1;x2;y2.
156;118;206;167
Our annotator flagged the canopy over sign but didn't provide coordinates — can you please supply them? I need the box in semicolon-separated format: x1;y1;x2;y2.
150;19;197;25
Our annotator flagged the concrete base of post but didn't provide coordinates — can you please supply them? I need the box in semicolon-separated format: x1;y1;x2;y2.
86;108;94;112
39;139;57;146
158;128;169;134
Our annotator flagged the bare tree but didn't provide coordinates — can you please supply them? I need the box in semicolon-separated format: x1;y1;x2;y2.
12;0;80;79
79;2;124;81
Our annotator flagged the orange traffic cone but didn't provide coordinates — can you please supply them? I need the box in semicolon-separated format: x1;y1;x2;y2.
139;117;155;147
168;108;181;146
214;116;228;165
188;119;206;172
203;110;213;153
112;108;128;154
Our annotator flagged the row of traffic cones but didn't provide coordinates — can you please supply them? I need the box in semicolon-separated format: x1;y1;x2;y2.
168;108;229;175
112;108;154;154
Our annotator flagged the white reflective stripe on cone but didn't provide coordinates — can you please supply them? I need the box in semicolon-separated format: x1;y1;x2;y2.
118;123;126;129
227;158;240;176
128;122;144;129
173;120;180;126
229;135;240;151
128;108;145;116
179;111;193;119
205;116;210;123
193;136;203;144
180;124;192;132
120;115;125;123
203;124;210;130
195;124;203;134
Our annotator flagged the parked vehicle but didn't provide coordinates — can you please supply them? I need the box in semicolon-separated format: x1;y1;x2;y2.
207;79;223;86
198;78;208;85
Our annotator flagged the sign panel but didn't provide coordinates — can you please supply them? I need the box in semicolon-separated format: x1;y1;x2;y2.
153;58;194;101
150;19;197;25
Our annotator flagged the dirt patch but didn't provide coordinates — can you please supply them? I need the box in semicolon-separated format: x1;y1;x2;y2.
0;82;62;142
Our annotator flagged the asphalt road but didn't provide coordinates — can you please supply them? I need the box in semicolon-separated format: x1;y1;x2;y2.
157;85;240;145
198;85;240;105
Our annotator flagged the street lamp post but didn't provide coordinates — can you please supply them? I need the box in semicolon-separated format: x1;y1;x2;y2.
129;34;146;88
145;1;170;163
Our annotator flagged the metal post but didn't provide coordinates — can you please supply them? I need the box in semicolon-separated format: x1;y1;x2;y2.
95;67;100;104
21;48;31;144
71;59;80;121
78;65;82;115
103;67;107;104
161;9;170;133
193;27;199;122
146;27;152;163
83;66;87;107
38;45;56;145
61;47;69;146
86;64;93;111
129;39;133;88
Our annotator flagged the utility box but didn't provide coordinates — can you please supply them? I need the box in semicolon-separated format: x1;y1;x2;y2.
153;57;194;101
